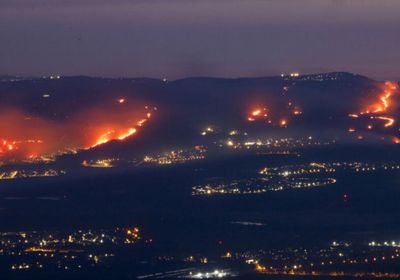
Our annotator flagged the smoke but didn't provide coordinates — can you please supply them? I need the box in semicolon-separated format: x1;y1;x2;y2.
0;99;153;161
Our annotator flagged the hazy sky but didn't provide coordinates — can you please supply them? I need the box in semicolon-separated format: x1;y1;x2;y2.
1;0;399;79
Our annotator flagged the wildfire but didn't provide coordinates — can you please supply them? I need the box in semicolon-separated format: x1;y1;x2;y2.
374;116;395;128
247;104;300;128
247;107;272;123
91;127;139;148
249;108;268;119
293;108;302;115
360;82;397;115
89;106;153;148
392;137;400;144
0;100;156;162
117;128;137;140
0;139;44;159
137;119;147;127
386;81;398;90
348;114;359;118
92;130;115;148
349;81;399;142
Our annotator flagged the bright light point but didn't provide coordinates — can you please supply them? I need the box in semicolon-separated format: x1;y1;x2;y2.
189;269;228;279
393;137;400;144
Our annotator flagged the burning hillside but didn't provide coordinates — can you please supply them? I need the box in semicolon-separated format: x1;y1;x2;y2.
348;81;399;142
0;99;155;162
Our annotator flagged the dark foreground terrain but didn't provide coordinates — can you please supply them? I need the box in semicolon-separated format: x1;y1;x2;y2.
1;144;400;279
1;73;400;279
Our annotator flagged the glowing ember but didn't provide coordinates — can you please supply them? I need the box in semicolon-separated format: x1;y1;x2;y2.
348;114;359;118
349;80;399;142
374;116;395;128
137;119;147;127
280;119;287;127
392;137;400;144
0;139;44;159
293;108;302;115
0;104;156;162
247;108;270;122
386;81;398;90
247;105;298;128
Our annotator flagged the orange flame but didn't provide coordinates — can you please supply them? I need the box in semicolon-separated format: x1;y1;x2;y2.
280;119;287;127
0;101;156;161
117;128;137;141
393;137;400;144
88;107;153;148
349;81;399;141
374;116;395;128
360;82;397;115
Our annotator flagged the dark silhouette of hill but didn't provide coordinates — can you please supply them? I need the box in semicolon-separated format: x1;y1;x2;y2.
1;72;396;160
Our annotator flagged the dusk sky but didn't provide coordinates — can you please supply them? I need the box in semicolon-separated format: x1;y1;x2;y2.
1;0;399;80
